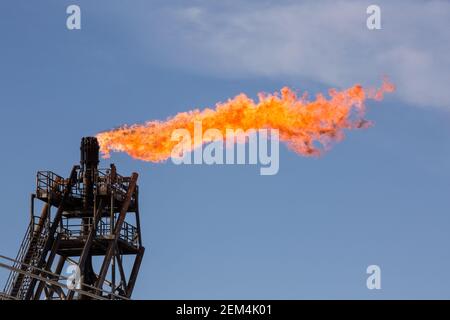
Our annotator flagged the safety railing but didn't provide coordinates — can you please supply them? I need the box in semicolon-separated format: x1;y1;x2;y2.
98;168;137;202
36;171;65;199
37;169;136;203
59;217;139;247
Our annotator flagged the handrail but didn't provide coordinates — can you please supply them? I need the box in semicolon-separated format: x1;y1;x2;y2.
0;261;107;300
3;213;52;298
37;169;137;203
2;222;32;294
58;216;139;246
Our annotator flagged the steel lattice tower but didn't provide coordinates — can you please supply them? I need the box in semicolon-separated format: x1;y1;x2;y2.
1;137;145;300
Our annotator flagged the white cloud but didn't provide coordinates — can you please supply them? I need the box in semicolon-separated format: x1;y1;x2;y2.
132;0;450;109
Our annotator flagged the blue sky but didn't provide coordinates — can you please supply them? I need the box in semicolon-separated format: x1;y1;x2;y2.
0;0;450;299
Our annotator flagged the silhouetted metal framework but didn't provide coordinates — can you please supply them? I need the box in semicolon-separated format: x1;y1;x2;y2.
0;137;145;300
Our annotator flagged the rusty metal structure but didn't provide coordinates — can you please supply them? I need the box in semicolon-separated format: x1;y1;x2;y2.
0;137;145;300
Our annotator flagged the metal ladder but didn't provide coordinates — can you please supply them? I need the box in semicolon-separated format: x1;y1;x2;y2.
3;218;51;299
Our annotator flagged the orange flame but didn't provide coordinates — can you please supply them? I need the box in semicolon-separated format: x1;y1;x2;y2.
96;80;395;162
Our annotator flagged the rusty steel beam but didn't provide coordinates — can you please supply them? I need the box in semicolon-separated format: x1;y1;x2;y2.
126;247;145;298
115;250;128;291
0;260;108;300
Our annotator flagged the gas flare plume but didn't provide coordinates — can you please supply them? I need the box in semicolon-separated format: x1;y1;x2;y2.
97;80;395;162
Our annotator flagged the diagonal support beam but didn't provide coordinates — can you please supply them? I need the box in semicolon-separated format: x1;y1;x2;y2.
115;249;128;291
126;247;145;298
95;173;138;292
